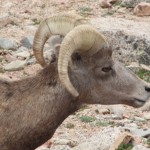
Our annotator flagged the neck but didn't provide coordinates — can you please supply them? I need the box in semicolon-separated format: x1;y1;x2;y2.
0;64;81;150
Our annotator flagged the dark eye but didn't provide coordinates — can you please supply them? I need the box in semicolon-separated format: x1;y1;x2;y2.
102;66;112;72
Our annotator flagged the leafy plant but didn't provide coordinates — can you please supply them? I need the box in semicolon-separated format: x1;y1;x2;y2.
113;0;122;6
105;9;116;16
78;105;89;112
32;18;40;25
78;6;92;16
135;69;150;83
79;115;95;123
116;143;133;150
66;123;75;129
94;121;112;127
147;138;150;148
0;68;4;73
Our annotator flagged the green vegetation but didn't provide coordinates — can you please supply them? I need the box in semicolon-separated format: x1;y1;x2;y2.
10;20;18;26
78;105;89;112
135;69;150;83
94;121;112;127
66;123;75;129
78;6;92;16
32;18;40;25
105;10;116;16
0;68;4;73
119;2;134;8
79;115;95;123
116;143;133;150
95;109;99;114
147;138;150;148
113;0;122;6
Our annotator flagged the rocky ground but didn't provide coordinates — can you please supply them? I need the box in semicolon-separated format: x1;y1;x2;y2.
0;0;150;150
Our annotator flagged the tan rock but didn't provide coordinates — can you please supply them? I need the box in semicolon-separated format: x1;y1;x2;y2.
134;2;150;16
140;64;150;71
132;145;150;150
109;132;133;150
4;54;17;62
100;0;118;8
143;112;150;120
0;13;12;28
24;64;41;75
108;105;126;119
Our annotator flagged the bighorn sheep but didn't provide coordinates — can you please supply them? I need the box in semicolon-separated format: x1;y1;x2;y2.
0;14;150;150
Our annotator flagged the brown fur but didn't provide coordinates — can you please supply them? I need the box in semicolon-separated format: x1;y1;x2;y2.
0;49;150;150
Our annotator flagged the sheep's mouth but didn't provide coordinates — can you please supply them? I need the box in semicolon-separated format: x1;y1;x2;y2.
134;98;146;107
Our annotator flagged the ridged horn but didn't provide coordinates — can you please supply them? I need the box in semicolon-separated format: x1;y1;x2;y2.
58;25;109;97
33;13;88;67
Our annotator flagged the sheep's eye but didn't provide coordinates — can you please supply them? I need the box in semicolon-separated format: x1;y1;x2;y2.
102;66;112;72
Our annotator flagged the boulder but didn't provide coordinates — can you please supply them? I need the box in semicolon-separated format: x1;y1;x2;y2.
3;60;26;71
121;0;150;8
132;145;150;150
100;0;118;8
72;127;122;150
0;38;17;50
134;2;150;16
21;36;34;49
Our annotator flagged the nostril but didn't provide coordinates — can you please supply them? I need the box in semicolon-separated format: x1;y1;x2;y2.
145;86;150;92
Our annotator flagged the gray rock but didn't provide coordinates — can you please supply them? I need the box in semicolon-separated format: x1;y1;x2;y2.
17;46;29;52
4;53;16;62
124;127;150;137
0;13;9;19
143;112;150;120
124;123;138;128
72;127;122;150
24;25;37;33
3;60;26;71
0;13;12;28
0;38;17;50
121;0;150;8
108;105;126;119
2;1;13;8
21;36;34;49
134;116;146;122
51;138;78;148
132;145;150;150
15;51;30;58
26;58;36;65
53;139;70;145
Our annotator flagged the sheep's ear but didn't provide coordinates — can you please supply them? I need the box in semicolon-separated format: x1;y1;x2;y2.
49;44;61;63
54;44;61;56
55;44;60;52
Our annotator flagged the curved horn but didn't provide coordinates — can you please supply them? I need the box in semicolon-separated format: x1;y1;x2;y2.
58;25;109;97
33;13;87;67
